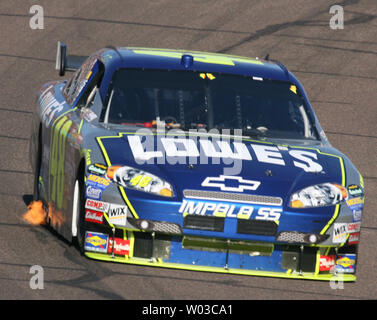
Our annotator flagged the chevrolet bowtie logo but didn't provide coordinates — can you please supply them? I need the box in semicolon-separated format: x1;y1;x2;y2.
201;175;261;192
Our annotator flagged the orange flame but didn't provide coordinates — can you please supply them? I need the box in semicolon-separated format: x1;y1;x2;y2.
23;201;66;229
47;202;65;229
22;201;47;226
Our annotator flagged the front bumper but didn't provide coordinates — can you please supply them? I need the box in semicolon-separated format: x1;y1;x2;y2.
83;227;357;281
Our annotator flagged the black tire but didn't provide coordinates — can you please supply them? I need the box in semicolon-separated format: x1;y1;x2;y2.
32;128;42;201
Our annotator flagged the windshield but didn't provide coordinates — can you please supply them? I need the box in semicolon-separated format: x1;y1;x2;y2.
103;69;319;140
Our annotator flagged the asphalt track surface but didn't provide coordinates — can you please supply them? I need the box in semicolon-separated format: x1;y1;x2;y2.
0;0;376;301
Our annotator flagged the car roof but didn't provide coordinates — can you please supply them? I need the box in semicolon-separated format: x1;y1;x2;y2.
97;47;292;82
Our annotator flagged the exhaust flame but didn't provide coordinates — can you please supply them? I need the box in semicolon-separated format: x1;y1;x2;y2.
47;202;65;229
22;201;47;226
23;201;65;228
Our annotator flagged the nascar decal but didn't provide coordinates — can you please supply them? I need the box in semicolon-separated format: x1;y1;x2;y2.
179;200;281;221
127;136;324;173
84;231;109;253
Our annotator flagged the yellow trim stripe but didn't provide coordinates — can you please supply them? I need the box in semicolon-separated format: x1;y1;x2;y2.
96;136;139;219
85;252;356;282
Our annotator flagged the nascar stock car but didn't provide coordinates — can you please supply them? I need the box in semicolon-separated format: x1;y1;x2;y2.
28;41;364;281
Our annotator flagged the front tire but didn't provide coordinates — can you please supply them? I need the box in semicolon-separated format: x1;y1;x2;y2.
72;175;86;254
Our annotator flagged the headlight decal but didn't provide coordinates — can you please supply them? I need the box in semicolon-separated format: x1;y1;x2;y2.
289;183;347;208
107;165;174;198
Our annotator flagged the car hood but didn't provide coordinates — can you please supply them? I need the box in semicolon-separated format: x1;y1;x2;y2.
96;131;345;205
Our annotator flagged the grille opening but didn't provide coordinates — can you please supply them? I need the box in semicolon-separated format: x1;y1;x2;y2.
183;214;224;232
237;219;278;236
183;189;282;206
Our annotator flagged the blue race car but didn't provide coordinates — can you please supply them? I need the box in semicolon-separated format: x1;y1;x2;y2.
29;41;364;281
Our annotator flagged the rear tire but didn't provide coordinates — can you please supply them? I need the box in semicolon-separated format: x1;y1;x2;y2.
32;128;43;201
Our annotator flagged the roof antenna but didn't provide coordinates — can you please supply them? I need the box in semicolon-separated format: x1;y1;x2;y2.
264;53;270;61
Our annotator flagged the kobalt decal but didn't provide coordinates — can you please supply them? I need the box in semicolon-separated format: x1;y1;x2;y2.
179;200;281;221
128;136;323;172
201;175;260;192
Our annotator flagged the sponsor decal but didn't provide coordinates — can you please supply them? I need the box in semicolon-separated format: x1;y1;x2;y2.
85;199;109;212
201;175;260;192
347;222;361;233
40;88;65;127
85;185;102;200
85;209;103;224
348;232;360;245
88;164;107;176
346;197;364;207
347;184;363;197
82;109;97;122
333;222;361;244
128;136;324;173
86;149;92;166
84;232;108;253
319;255;335;272
334;254;356;273
108;204;128;226
87;174;111;187
352;208;362;222
332;223;348;243
85;174;111;200
107;238;130;256
178;200;281;221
